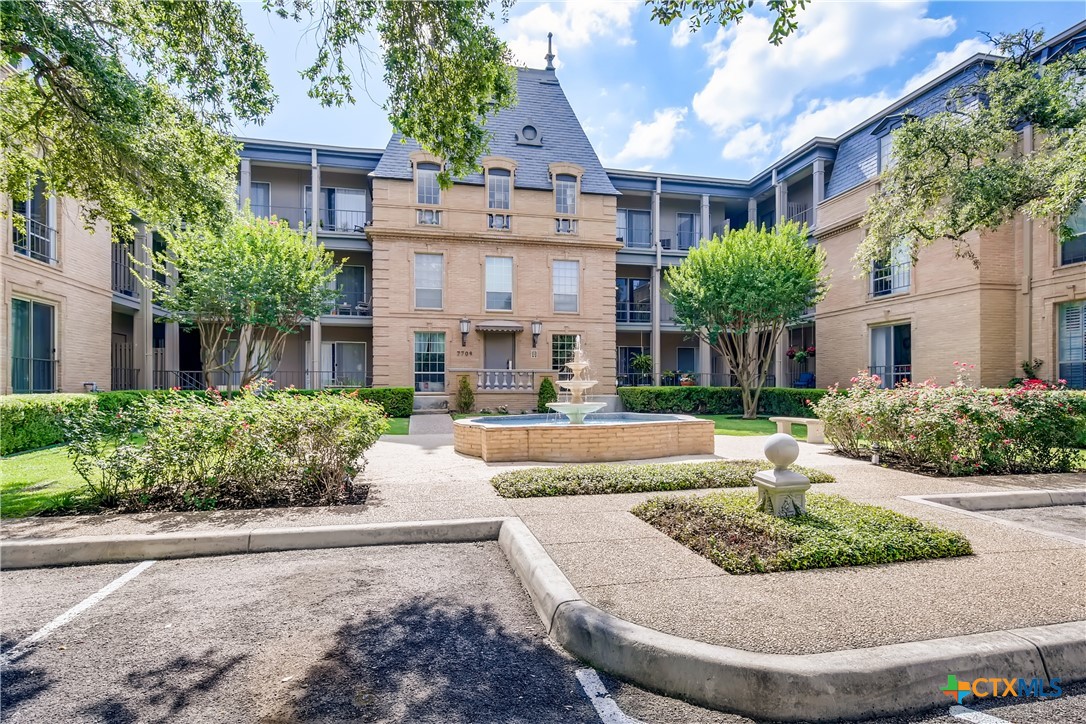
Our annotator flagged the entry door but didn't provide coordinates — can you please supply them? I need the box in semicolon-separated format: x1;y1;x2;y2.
484;333;516;370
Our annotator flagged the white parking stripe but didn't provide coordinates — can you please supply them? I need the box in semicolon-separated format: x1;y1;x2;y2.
575;668;646;724
949;705;1014;724
1;560;155;666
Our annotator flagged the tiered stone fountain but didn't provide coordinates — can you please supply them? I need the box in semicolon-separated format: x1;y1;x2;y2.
452;337;716;462
546;336;606;424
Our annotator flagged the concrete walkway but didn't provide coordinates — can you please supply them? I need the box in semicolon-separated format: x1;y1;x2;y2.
3;433;1084;656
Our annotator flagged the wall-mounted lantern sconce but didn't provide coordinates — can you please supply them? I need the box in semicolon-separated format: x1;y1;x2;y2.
531;320;543;348
460;318;471;347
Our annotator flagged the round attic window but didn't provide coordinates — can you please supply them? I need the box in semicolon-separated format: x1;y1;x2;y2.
521;125;538;140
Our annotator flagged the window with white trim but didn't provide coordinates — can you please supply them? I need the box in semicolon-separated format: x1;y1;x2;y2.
11;177;56;264
10;298;55;393
414;332;446;392
485;256;513;311
1061;202;1086;266
488;168;510;209
555;174;577;215
414;253;443;309
417;162;441;205
879;133;896;173
552;260;579;312
871;240;911;297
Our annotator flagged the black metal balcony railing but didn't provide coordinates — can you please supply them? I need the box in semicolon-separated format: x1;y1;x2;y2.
152;369;372;390
12;217;56;264
111;368;140;391
616;301;651;324
112;243;140;297
327;291;372;317
250;206;367;234
675;229;699;250
871;261;910;297
869;364;911;388
11;357;56;393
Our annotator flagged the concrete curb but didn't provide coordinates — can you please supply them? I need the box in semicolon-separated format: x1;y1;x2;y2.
902;489;1086;545
0;518;505;569
2;517;1082;721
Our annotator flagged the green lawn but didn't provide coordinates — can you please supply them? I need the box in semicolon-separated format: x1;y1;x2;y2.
1;446;87;518
693;415;806;440
384;417;410;435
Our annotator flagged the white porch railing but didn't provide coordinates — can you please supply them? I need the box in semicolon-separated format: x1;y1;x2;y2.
450;369;537;391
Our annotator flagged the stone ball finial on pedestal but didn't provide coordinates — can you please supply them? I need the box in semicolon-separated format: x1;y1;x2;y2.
754;433;810;517
764;433;799;470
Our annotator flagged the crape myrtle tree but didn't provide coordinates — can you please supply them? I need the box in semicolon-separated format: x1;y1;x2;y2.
860;29;1086;271
1;0;803;237
666;222;828;418
145;210;341;389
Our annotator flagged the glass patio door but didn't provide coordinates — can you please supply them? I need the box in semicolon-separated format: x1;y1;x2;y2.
11;298;55;393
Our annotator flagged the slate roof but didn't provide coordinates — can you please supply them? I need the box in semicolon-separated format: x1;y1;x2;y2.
372;67;618;196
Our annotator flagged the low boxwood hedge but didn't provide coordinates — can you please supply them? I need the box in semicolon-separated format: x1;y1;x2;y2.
1;386;413;455
618;386;825;417
632;491;973;574
490;460;835;498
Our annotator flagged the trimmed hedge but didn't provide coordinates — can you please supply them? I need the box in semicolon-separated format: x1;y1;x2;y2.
1;386;413;456
491;460;835;498
618;386;826;417
1;394;97;456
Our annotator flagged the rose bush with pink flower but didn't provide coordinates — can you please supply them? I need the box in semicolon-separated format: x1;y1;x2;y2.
814;367;1085;475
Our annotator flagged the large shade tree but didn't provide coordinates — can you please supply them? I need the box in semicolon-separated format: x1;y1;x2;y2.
666;221;828;418
2;0;803;236
145;211;341;389
860;29;1086;270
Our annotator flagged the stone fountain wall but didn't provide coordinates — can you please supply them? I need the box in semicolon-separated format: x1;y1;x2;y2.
453;417;715;462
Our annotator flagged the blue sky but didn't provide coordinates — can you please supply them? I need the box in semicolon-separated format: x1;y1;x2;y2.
236;1;1085;179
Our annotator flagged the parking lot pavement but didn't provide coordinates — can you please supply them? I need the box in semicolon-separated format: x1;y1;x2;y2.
2;544;1083;724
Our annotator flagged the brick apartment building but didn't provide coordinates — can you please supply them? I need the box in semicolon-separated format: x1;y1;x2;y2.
3;20;1085;402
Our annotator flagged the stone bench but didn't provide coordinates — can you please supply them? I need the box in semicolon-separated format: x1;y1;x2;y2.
768;416;825;444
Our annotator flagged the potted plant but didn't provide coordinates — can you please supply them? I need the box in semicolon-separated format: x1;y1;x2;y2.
680;372;697;386
630;353;653;385
661;369;678;386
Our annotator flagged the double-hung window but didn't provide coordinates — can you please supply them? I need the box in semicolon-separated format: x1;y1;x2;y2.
414;253;444;309
552;260;579;312
414;332;446;392
12;178;56;263
555;174;577;234
485;256;513;311
416;162;442;225
551;334;576;381
871;240;911;297
487;168;512;231
1061;203;1086;266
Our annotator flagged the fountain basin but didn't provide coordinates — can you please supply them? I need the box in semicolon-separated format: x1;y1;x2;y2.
545;401;608;424
453;413;716;462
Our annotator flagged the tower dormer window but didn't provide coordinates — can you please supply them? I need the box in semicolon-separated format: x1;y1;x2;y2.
417;162;440;205
488;168;511;210
555;174;577;215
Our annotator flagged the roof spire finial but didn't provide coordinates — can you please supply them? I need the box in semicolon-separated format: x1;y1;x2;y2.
545;32;555;71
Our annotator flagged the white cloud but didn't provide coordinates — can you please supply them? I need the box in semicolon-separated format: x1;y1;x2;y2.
902;37;994;93
671;23;694;48
721;124;771;161
773;36;995;154
502;1;638;69
612;107;688;163
692;2;956;136
779;94;892;151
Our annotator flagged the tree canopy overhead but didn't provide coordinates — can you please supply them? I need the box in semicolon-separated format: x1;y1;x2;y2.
666;222;828;418
860;29;1086;270
2;0;804;235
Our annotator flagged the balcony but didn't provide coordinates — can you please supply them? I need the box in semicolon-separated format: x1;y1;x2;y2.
12;216;56;264
618;228;652;249
112;242;140;297
252;206;367;234
152;369;371;390
326;291;372;318
868;364;911;388
786;203;814;228
616;301;651;324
